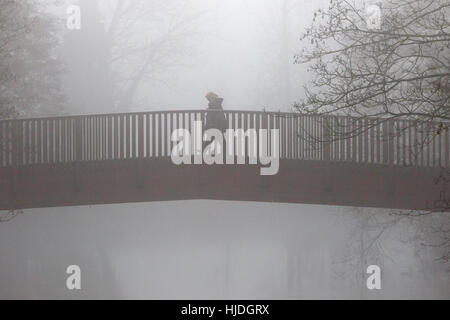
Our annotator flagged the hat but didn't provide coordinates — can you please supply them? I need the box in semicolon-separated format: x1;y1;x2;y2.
205;92;219;102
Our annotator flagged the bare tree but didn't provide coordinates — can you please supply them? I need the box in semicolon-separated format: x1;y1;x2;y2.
294;0;450;270
295;0;449;123
294;0;449;163
295;0;450;208
103;0;206;111
334;207;395;297
0;0;63;222
0;0;63;118
61;0;205;114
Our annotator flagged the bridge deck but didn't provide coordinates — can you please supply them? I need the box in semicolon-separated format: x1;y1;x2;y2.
0;110;448;210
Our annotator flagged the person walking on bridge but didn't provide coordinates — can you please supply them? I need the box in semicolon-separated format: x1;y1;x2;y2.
204;92;227;159
205;91;227;132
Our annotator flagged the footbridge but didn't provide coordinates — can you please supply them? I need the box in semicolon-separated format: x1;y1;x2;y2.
0;109;448;211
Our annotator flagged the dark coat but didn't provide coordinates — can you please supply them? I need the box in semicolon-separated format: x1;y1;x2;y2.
205;98;227;131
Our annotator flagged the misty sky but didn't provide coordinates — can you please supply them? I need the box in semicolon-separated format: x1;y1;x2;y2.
58;0;330;113
0;0;448;300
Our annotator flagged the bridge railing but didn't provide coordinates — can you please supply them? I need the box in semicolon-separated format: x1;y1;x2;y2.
0;110;448;168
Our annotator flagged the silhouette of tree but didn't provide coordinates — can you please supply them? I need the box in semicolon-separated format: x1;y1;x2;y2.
295;0;449;269
0;0;64;222
104;0;205;111
0;0;64;119
295;0;449;158
295;0;449;124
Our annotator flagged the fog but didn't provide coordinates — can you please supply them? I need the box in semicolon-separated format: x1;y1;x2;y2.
0;0;449;299
1;201;448;299
59;0;327;113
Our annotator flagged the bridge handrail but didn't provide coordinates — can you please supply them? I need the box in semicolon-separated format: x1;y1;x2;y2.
0;109;448;168
0;108;448;123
